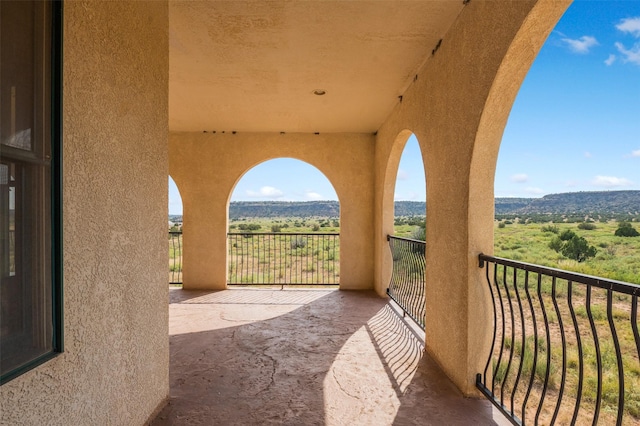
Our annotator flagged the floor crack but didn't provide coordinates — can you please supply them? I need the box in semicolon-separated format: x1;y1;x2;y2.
331;368;360;400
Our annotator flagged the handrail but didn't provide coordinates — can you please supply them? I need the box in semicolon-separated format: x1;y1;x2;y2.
386;235;426;330
477;253;640;425
480;254;640;296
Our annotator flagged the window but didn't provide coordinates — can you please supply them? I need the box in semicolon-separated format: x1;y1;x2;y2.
0;0;62;384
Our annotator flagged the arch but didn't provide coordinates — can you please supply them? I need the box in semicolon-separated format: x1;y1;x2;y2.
168;131;375;290
226;158;342;286
469;0;570;254
463;0;571;394
376;130;427;295
168;175;184;217
369;0;572;395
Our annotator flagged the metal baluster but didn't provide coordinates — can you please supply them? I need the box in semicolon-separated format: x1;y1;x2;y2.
586;286;602;426
550;276;568;425
567;281;584;425
521;271;539;425
606;289;624;426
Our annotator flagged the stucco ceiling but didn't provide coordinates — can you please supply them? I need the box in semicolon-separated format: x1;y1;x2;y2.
169;1;463;133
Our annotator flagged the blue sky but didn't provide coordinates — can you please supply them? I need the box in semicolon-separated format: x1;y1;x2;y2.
169;1;640;214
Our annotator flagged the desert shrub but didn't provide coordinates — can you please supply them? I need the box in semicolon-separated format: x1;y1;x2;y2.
238;223;261;231
290;237;306;249
311;224;320;232
548;233;597;262
271;224;282;233
561;236;597;262
541;224;559;234
578;222;597;230
615;221;640;237
559;229;577;241
498;222;506;229
549;237;563;252
410;226;426;242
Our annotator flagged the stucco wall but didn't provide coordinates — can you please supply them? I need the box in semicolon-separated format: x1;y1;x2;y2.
373;0;569;394
169;132;375;290
0;2;169;425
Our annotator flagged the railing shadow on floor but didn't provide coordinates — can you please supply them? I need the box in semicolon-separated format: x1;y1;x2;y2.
154;289;505;426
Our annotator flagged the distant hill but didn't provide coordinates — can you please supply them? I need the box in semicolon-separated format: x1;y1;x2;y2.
509;191;640;215
169;191;640;221
229;201;340;219
494;198;533;214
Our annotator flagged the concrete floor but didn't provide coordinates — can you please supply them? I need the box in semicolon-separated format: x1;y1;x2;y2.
151;288;509;426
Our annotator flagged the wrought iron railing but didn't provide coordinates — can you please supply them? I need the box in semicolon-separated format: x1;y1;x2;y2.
169;231;182;284
386;235;426;330
227;233;339;285
477;253;640;426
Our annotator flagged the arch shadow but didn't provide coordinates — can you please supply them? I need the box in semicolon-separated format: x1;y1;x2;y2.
151;289;503;425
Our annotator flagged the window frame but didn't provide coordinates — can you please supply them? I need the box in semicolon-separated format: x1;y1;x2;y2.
0;0;63;385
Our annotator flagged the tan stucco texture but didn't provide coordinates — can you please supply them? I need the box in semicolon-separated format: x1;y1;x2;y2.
0;2;170;425
170;132;375;291
373;0;569;394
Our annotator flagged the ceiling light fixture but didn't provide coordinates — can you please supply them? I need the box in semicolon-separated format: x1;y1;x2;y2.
312;89;326;96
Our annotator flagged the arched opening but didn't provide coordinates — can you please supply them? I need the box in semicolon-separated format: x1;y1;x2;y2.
227;158;341;287
481;2;640;423
382;132;428;328
494;1;640;277
168;175;183;224
168;176;183;285
393;133;427;239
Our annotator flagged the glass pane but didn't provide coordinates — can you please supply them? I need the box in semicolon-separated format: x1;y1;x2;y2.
0;1;54;379
0;2;34;151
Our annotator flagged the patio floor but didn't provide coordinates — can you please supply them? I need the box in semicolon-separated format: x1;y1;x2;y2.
150;288;509;425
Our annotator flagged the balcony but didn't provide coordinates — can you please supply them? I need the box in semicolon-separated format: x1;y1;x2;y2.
165;233;640;425
151;288;509;425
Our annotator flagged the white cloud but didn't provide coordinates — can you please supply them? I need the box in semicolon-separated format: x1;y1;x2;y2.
562;35;598;53
246;186;284;199
615;41;640;65
394;191;420;201
604;54;616;66
510;173;529;183
584;151;593;158
305;191;323;200
592;175;633;188
397;169;409;180
616;17;640;38
631;149;640;157
525;187;545;195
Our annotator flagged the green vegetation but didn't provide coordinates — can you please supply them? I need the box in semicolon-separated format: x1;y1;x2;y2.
168;232;182;285
495;220;640;284
577;222;597;230
548;229;598;262
615;221;640;237
237;223;262;231
227;233;339;284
